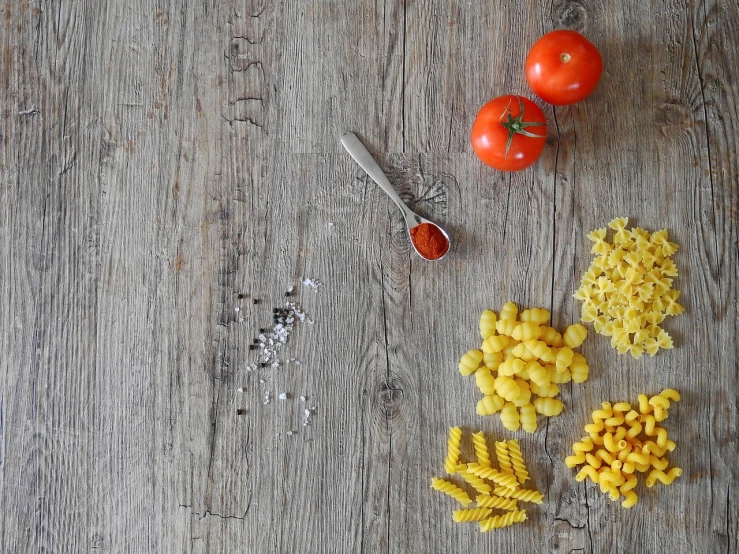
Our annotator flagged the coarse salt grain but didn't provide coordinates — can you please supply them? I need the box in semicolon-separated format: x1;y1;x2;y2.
302;277;321;290
299;396;306;402
263;391;271;404
236;387;245;393
235;307;240;312
286;431;293;436
278;393;288;400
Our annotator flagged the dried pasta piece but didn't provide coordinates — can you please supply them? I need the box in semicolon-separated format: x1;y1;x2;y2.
507;439;530;484
499;403;520;432
504;488;545;504
479;310;498;339
452;507;493;523
533;397;564;417
563;324;588;348
519;403;537;433
466;463;518;489
476;495;518;510
645;467;682;487
459;471;492;495
475;366;496;396
495;441;514;475
431;477;472;507
477;395;505;416
472;432;491;467
499;301;519;321
444;427;463;474
479;510;527;532
459;350;483;376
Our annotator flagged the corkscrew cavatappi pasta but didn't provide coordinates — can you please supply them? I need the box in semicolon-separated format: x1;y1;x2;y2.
458;302;592;432
431;428;543;532
566;389;682;508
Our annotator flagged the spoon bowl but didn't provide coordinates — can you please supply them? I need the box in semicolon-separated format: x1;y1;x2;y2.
340;132;451;261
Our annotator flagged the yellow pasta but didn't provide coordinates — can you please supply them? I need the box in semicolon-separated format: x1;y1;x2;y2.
431;477;472;507
494;377;521;402
520;308;550;325
499;403;520;432
499;301;518;321
494;441;514;475
504;488;545;504
476;394;505;416
461;303;592;432
506;440;529;484
453;507;493;522
444;427;463;474
459;471;493;495
471;432;491;468
533;397;564;417
479;510;527;532
519;403;537;433
474;366;496;396
466;463;518;489
482;351;503;370
475;495;518;510
479;309;497;339
512;322;542;342
646;467;682;487
563;324;588;348
567;391;681;508
576;218;683;357
458;349;483;376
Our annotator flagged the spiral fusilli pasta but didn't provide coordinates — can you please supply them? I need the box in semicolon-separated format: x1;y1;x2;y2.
443;427;462;474
430;477;472;507
506;440;529;484
472;432;491;467
479;510;527;532
453;508;493;522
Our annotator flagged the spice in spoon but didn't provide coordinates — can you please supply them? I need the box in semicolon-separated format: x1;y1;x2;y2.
410;223;450;260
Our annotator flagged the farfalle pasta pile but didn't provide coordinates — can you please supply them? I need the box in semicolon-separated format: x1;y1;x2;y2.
565;389;682;508
431;428;543;532
575;217;684;358
459;302;590;432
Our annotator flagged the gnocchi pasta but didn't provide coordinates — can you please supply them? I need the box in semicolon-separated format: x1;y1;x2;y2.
565;390;682;508
575;218;683;358
458;302;592;432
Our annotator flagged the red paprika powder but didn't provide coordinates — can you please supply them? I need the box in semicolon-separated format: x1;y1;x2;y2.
409;223;449;260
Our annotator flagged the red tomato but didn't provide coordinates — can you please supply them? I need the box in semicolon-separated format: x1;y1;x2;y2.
525;30;603;105
471;95;547;172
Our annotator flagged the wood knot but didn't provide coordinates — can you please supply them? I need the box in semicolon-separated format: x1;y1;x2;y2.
553;0;589;32
377;379;404;419
655;101;693;135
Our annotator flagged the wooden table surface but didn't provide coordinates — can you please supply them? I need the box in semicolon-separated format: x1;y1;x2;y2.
2;1;738;553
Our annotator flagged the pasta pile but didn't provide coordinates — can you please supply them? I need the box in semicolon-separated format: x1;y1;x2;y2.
432;427;544;532
459;302;590;432
565;389;682;508
574;217;684;359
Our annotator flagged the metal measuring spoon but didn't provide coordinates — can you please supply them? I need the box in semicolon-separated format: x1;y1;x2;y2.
340;132;451;261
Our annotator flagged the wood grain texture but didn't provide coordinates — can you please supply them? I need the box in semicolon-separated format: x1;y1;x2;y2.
1;1;737;553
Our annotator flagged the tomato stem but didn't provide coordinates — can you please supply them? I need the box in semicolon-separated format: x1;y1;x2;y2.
499;97;547;158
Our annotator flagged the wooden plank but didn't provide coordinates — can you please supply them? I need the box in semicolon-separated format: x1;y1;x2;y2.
1;0;737;553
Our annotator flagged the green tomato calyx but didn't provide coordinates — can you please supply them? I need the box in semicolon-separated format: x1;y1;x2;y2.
500;97;547;158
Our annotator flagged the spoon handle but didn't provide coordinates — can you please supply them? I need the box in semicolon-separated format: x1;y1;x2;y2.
340;132;413;219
